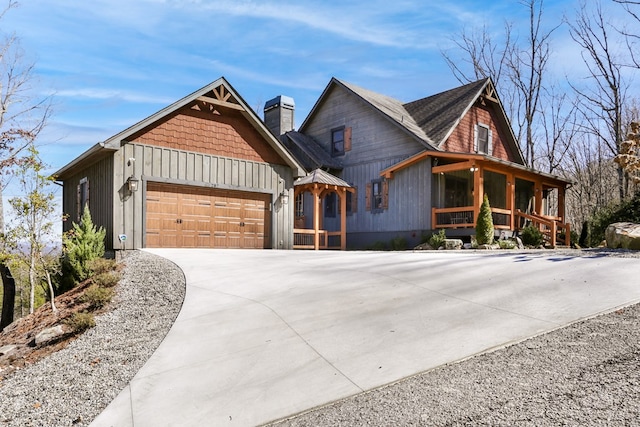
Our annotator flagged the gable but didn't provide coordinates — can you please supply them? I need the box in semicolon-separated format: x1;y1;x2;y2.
301;83;427;165
129;103;286;165
443;102;517;162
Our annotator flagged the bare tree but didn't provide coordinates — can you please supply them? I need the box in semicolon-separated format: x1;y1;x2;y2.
566;0;629;200
614;0;640;67
0;0;51;330
538;84;578;174
441;0;559;169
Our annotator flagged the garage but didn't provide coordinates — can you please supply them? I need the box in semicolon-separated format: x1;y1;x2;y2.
145;183;271;249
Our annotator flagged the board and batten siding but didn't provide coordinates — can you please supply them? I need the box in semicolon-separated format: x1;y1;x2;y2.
303;85;425;164
113;142;294;250
321;157;432;233
61;155;115;249
301;83;433;248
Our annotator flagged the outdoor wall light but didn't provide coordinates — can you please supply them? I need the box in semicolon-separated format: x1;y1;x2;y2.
127;175;139;192
281;190;289;204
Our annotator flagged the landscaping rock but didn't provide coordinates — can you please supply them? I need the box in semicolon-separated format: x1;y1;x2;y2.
34;325;66;346
444;239;463;250
413;242;433;250
605;222;640;250
0;344;17;357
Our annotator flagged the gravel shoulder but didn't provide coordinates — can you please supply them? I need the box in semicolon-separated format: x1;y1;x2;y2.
0;250;186;427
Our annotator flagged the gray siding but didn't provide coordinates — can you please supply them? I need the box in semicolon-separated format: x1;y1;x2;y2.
61;155;115;249
303;85;424;164
300;84;434;248
114;143;294;250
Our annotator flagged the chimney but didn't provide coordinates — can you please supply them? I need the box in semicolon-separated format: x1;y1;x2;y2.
264;95;295;136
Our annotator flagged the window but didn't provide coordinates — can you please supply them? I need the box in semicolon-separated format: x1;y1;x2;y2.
77;177;89;220
295;193;304;218
346;190;354;215
324;193;336;217
475;124;492;155
331;127;344;156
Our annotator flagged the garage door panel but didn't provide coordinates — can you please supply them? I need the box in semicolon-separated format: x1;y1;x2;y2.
146;183;271;249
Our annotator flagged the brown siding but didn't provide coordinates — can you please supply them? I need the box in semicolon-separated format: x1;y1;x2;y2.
131;106;285;165
443;103;515;161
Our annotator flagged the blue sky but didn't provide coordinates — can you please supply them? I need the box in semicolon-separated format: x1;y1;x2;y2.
6;0;595;172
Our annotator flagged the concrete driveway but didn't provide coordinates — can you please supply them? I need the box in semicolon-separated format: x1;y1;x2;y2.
91;249;640;426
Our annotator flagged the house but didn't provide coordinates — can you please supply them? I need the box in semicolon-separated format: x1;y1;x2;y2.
268;77;571;249
55;77;305;250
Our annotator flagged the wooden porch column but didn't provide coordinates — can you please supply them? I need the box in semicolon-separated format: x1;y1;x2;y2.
558;186;566;221
534;181;543;215
313;184;321;250
339;188;347;250
506;172;515;230
473;165;482;224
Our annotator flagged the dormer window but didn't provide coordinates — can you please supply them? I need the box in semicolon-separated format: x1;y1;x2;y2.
475;124;492;155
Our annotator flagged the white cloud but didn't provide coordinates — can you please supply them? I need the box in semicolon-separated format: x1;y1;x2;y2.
55;88;174;105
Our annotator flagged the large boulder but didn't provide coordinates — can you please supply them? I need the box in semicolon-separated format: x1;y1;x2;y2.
605;222;640;250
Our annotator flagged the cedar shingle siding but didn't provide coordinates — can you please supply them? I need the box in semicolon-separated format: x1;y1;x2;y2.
131;108;286;165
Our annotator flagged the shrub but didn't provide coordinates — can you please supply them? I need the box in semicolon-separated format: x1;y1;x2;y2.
428;229;447;249
498;239;517;249
369;241;387;251
92;271;121;288
476;194;494;245
520;225;545;247
389;236;408;250
88;258;117;276
64;312;95;332
81;284;114;309
60;205;106;291
585;192;640;247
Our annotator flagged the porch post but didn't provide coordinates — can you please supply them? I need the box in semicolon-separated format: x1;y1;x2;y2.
473;165;482;225
506;173;515;230
534;181;543;215
313;185;320;250
339;188;347;250
558;186;566;221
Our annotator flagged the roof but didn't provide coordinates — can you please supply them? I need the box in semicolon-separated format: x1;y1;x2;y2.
294;168;351;188
55;77;306;180
282;131;342;172
403;79;489;146
299;77;525;166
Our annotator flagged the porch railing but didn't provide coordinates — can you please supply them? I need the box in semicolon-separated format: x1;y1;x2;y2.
431;207;512;229
293;229;343;250
515;210;571;248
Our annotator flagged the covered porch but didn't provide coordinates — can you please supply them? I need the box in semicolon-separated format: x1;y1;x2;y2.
293;169;355;250
382;151;572;247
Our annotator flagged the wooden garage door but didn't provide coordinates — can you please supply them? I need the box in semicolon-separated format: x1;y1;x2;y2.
145;183;271;249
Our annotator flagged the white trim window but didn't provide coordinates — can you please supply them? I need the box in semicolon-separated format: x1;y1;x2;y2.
474;123;493;155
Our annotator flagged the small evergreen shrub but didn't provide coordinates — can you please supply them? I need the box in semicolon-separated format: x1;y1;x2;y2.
389;236;408;251
520;225;545;247
92;271;121;288
369;241;387;251
64;311;96;332
88;258;117;275
476;195;495;245
428;229;447;249
498;239;517;249
60;205;106;291
81;284;114;309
